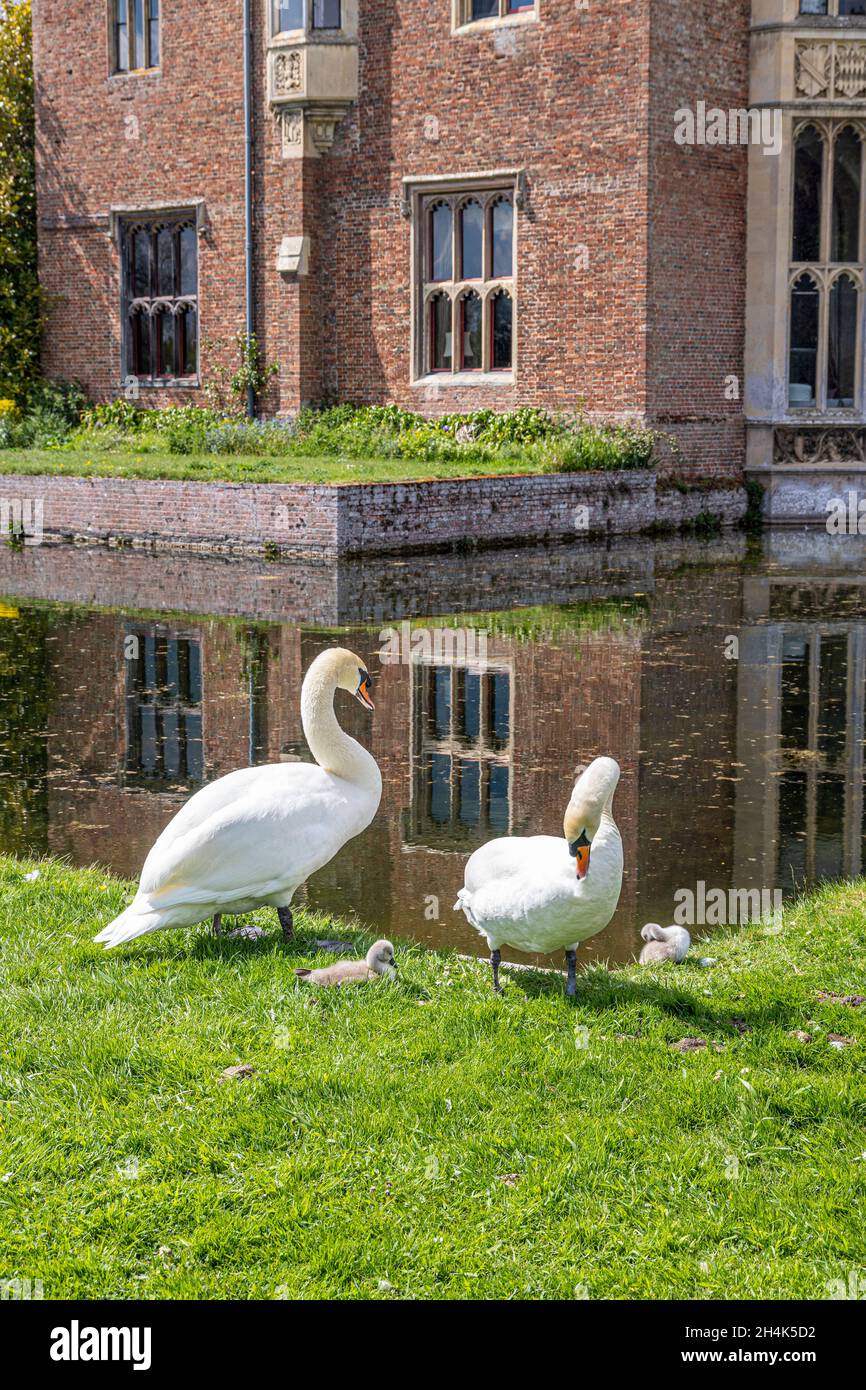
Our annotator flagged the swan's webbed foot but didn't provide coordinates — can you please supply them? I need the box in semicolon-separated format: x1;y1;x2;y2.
565;948;577;998
212;914;223;937
491;949;503;995
277;907;294;943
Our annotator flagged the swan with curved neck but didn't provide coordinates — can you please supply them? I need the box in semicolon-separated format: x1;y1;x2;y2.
95;648;382;948
454;756;623;996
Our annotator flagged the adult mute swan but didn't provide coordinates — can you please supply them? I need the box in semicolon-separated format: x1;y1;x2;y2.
94;648;381;948
639;923;691;964
453;756;623;996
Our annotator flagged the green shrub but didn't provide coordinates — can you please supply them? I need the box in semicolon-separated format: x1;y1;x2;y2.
0;1;42;403
0;378;87;447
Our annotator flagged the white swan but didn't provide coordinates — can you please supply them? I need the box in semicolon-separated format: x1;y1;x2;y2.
94;648;381;948
639;923;691;964
453;756;623;996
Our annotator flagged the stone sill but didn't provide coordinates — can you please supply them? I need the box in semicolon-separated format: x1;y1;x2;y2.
411;373;516;389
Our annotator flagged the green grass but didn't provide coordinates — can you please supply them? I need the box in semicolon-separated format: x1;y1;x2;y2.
0;447;552;485
1;855;864;1300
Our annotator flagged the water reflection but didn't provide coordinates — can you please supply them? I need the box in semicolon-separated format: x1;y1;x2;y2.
1;532;865;964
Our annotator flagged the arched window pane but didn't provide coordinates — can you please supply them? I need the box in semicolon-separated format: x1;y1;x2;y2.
181;306;197;375
179;226;197;297
157;227;175;295
793;127;823;262
827;275;858;407
132;230;151;297
789;274;819;406
491;292;512;370
430;204;452;282
461;293;482;370
491;200;513;279
431;295;452;370
132;312;151;376
832;128;861;263
158;312;176;376
460;202;483;279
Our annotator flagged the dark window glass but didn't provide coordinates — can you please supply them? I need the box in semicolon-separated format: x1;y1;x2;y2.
158;312;176;377
777;772;808;884
471;0;499;16
463;671;481;739
460;201;483;279
491;198;513;278
459;760;481;826
116;2;129;71
781;636;810;750
792;126;823;262
430;203;452;282
832;127;861;263
157;227;175;295
461;293;482;370
132;311;152;376
491;672;510;742
827;273;858;408
840;1;866;16
491;291;513;371
276;0;304;29
431;294;452;371
313;0;341;27
181;306;197;375
815;776;845;880
133;230;150;297
799;1;828;12
488;764;510;832
185;712;204;781
818;636;848;760
430;753;452;824
133;0;146;69
149;0;160;66
789;274;819;406
434;667;451;736
179;225;197;296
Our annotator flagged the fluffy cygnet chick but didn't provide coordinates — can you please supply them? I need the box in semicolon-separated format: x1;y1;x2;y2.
294;939;396;987
639;923;691;964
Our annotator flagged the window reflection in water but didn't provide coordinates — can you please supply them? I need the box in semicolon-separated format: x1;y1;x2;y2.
409;661;512;848
125;626;204;786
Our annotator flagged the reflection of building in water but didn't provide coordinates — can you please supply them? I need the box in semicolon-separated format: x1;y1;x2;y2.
407;658;512;850
124;624;204;787
735;576;866;892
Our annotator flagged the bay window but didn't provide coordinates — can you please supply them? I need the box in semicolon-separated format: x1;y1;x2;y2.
273;0;341;32
789;122;865;410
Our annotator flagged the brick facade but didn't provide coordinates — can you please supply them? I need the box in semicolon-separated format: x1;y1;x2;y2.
32;1;750;478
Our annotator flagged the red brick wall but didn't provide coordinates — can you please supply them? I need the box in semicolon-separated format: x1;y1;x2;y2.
33;1;747;477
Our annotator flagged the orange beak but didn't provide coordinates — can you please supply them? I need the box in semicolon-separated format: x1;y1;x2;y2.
575;844;590;880
355;678;375;711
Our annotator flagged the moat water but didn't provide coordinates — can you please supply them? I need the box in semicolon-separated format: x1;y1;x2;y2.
1;528;864;966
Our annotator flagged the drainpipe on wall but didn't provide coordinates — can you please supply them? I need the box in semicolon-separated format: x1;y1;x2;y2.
243;0;255;420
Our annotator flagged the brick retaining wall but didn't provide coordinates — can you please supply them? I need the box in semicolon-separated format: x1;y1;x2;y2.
0;471;746;558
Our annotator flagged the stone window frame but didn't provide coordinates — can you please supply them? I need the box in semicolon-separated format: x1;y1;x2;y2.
405;171;523;385
117;209;200;390
788;118;866;413
110;0;160;76
269;0;350;41
452;0;539;36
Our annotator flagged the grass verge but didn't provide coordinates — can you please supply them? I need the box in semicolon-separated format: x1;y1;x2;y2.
1;855;864;1299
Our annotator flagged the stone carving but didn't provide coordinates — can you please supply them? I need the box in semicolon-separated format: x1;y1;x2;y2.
774;427;866;465
280;109;304;157
834;44;866;101
273;50;302;96
796;44;830;100
795;41;866;101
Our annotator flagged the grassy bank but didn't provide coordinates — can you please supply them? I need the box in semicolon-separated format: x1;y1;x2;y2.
0;446;552;486
1;856;864;1300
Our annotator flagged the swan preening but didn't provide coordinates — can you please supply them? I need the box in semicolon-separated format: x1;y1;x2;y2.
639;923;691;964
453;757;623;996
295;939;396;987
94;648;381;948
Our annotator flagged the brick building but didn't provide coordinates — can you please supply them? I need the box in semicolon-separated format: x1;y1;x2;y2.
31;3;866;481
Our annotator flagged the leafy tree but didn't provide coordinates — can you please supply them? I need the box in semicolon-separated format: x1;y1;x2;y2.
0;0;42;402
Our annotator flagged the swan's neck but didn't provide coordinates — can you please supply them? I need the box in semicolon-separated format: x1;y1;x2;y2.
301;672;379;789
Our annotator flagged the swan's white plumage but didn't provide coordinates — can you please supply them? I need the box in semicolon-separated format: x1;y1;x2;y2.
454;757;623;957
94;649;381;947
